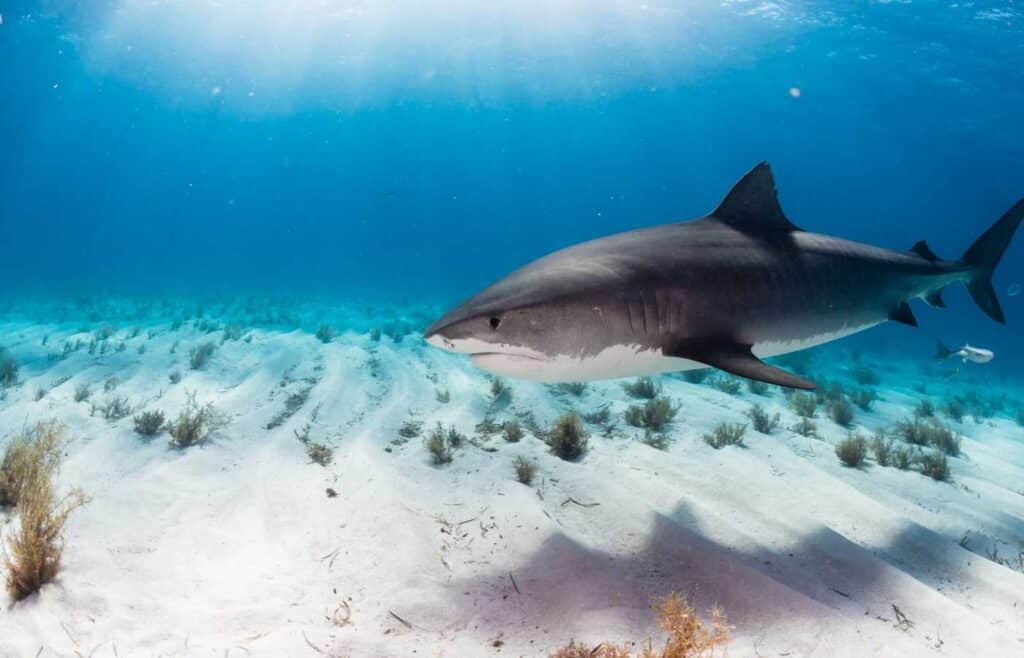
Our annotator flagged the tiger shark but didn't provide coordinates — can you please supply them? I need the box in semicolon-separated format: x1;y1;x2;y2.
424;163;1023;389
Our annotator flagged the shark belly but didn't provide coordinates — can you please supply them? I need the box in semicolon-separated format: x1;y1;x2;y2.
472;319;882;382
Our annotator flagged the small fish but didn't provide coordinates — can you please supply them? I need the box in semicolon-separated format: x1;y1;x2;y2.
935;341;994;364
1008;282;1022;297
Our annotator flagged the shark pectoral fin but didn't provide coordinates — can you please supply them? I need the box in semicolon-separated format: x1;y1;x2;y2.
669;340;816;390
889;301;918;327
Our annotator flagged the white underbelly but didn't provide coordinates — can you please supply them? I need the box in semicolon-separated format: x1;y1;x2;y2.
471;322;881;383
751;321;881;359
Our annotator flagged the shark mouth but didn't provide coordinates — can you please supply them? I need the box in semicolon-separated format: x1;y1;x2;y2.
470;349;550;370
470;351;551;378
469;350;547;361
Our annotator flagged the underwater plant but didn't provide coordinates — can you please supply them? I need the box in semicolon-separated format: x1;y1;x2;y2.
835;434;868;468
490;377;512;405
712;376;742;396
513;456;536;486
73;383;92;403
641;431;672;451
789;392;818;418
914;399;936;419
851;366;880;387
547;412;589;461
425;423;463;465
444;424;466;449
91;396;133;421
918;451;950;481
746;404;780;434
944;397;965;422
582;405;612;426
0;349;20;389
502;420;524;443
703;422;746;449
624;396;680;432
815;380;846;404
746;379;769;396
551;382;588;397
166;392;228;448
305;441;334;467
189;341;217;370
790;417;819;438
1;426;57;508
94;325;116;341
892;445;915;470
315;324;337;344
827;398;855;428
924;421;961;456
870;433;893;467
474;416;502;436
894;417;927;446
548;591;728;658
851;388;877;411
133;410;166;437
1;422;88;602
398;418;424;439
623;376;661;400
222;323;244;342
893;417;960;455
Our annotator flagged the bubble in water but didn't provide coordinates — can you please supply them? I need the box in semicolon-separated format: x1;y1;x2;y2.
1008;282;1022;297
789;87;801;98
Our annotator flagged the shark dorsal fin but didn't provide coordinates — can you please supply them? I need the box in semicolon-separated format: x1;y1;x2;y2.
712;162;800;232
910;240;940;261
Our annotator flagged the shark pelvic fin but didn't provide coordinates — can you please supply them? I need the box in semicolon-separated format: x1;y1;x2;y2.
712;162;802;232
924;288;946;308
669;338;816;390
889;301;919;327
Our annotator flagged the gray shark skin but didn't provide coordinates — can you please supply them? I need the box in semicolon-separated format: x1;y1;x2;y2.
425;163;1024;389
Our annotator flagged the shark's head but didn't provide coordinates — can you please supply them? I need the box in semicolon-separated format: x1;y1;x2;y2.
424;247;635;381
424;300;555;379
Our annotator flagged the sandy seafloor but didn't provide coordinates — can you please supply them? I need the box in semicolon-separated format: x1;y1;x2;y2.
0;298;1022;658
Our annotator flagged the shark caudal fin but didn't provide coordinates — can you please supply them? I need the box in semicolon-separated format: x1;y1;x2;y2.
961;198;1024;324
935;341;953;360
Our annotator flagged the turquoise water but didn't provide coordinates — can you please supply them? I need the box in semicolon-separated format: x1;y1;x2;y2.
2;1;1023;374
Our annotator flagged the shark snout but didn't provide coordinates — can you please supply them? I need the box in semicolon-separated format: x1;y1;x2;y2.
424;330;456;352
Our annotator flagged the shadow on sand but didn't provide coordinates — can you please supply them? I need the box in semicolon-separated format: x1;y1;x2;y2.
432;499;1024;653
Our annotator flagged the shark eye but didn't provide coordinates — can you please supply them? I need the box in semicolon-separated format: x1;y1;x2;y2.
489;317;501;330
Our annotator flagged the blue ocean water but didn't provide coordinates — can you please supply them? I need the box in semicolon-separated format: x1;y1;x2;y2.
2;1;1023;374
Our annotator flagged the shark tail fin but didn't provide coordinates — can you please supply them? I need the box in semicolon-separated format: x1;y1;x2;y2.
935;341;953;360
961;198;1024;324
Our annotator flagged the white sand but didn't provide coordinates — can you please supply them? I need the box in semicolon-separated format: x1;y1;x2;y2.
1;308;1023;657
